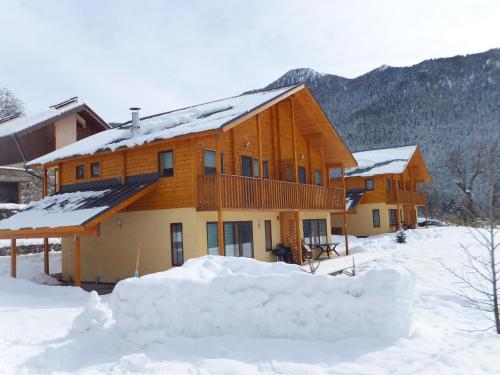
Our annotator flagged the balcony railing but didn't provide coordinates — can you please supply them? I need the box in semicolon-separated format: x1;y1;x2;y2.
197;174;344;211
386;189;427;205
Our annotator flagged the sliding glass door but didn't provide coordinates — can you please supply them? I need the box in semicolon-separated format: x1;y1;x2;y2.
224;221;254;258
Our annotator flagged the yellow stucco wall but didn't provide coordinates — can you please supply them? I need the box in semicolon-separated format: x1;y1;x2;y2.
331;203;398;237
61;208;331;283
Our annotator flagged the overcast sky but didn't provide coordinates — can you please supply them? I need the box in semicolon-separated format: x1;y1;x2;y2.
1;0;499;122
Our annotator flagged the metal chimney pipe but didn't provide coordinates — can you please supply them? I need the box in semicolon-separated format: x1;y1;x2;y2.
130;107;141;135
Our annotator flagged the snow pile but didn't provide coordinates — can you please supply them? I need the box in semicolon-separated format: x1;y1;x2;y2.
71;291;111;334
346;145;416;177
111;256;415;343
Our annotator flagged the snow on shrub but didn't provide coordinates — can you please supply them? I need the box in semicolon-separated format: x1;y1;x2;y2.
110;256;415;344
71;291;111;333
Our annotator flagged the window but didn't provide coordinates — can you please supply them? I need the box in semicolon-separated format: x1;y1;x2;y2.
303;219;327;246
90;162;100;178
0;182;19;203
76;165;85;180
386;178;392;191
329;167;341;179
207;222;219;255
389;209;398;226
264;220;272;251
262;160;269;179
224;221;253;257
253;159;260;178
241;156;253;177
204;149;216;175
365;179;374;190
298;167;306;184
314;170;323;186
158;151;174;177
372;209;381;228
220;153;225;174
170;223;184;266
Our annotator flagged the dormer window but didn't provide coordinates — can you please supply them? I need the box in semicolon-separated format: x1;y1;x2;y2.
76;165;85;180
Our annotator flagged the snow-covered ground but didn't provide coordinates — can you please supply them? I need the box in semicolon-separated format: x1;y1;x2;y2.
0;226;499;374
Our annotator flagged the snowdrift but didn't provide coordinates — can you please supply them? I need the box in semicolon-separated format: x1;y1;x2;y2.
111;256;415;343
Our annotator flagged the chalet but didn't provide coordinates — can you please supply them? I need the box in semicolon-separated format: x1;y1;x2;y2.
0;84;357;286
331;145;431;237
0;97;110;205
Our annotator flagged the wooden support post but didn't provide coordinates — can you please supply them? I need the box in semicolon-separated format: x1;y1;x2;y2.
215;132;225;255
257;114;264;205
57;162;63;192
191;139;198;207
395;176;401;230
425;205;429;228
290;98;298;183
274;105;281;179
42;167;49;275
341;167;349;255
10;239;16;278
73;235;81;287
320;136;328;187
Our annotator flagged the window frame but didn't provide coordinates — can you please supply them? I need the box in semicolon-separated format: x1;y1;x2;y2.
298;166;307;184
253;159;260;178
388;209;398;226
241;155;253;177
206;222;219;256
365;178;374;190
314;170;323;186
170;223;184;266
372;209;381;228
158;150;174;178
303;219;327;246
75;165;85;180
90;162;100;178
264;220;272;251
203;149;217;175
262;160;269;179
223;221;254;258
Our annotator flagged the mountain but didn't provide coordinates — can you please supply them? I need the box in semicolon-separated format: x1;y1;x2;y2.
261;48;500;215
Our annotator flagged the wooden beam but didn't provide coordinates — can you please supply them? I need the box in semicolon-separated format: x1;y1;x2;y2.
341;167;349;255
73;235;81;287
307;138;313;184
43;167;48;196
215;131;225;255
121;150;127;183
275;105;281;179
395;175;401;230
257;114;264;205
10;239;16;278
290;97;298;183
221;84;305;133
0;225;100;239
191;139;198;206
320;136;328;187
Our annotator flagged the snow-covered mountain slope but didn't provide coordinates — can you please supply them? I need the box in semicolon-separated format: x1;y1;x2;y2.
262;48;500;215
0;226;499;374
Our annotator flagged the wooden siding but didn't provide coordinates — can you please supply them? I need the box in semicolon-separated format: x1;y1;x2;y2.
56;94;345;212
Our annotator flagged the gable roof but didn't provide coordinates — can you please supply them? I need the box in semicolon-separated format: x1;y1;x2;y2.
344;145;431;183
27;84;356;168
0;101;109;140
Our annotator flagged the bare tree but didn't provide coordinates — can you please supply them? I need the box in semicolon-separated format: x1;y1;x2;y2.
442;145;499;333
0;88;24;119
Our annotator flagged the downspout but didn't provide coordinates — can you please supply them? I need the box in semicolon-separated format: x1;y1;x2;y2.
11;133;43;181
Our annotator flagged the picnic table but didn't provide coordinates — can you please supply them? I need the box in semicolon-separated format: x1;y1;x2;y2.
312;242;340;260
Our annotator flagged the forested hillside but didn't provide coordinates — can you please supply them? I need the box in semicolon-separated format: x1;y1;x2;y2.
261;48;500;215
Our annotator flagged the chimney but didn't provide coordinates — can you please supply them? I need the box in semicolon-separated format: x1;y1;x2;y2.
129;107;141;136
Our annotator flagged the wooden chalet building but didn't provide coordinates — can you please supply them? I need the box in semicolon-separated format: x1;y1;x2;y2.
331;145;431;237
0;97;109;204
0;84;356;286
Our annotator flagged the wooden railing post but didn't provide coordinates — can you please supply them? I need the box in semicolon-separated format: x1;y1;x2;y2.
215;132;225;255
73;234;81;287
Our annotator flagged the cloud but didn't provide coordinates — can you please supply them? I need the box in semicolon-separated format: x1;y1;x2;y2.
1;0;499;121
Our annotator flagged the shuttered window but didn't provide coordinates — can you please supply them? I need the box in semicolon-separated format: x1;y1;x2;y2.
158;151;174;177
207;222;219;255
170;223;184;266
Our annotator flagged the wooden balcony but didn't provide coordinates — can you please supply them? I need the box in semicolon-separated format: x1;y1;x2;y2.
386;189;427;205
197;174;344;211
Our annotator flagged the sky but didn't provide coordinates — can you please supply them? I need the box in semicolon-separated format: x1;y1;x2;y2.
1;0;499;122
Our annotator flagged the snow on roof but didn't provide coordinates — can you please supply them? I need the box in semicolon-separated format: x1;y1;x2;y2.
28;85;300;166
0;190;110;230
346;145;417;177
0;101;85;139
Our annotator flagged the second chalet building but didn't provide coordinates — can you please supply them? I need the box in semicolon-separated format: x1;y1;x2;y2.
331;145;431;237
0;84;357;285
